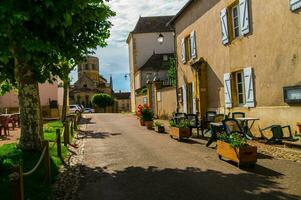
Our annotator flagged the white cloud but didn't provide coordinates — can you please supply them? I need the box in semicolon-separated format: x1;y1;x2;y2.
71;0;189;92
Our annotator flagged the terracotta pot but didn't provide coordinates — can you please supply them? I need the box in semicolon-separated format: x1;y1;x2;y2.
217;140;257;168
145;121;154;129
140;119;145;126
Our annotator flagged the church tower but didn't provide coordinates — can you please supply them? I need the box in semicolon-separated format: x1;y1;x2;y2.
77;56;100;81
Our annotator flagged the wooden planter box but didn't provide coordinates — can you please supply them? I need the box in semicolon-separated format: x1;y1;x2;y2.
217;140;257;168
154;126;165;133
145;121;153;129
169;127;191;140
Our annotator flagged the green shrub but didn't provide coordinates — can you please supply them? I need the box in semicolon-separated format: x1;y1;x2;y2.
154;121;163;127
92;93;114;108
218;133;247;148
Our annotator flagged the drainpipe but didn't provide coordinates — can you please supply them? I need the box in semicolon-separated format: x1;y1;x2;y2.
173;30;180;113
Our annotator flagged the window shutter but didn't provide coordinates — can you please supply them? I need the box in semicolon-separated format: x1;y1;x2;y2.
239;0;250;35
224;73;232;108
220;8;229;45
182;84;187;113
181;38;186;64
192;81;197;114
243;67;255;108
190;31;197;59
290;0;301;11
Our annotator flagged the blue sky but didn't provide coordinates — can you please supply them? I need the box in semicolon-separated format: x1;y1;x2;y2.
70;0;188;92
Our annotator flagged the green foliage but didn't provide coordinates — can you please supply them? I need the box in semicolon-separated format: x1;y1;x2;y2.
0;0;115;88
154;121;163;128
43;120;63;141
92;93;114;108
167;57;176;86
141;106;154;121
218;133;247;148
169;119;190;128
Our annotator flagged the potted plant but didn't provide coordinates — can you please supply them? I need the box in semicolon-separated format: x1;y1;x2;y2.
217;133;257;168
136;104;145;126
141;105;154;129
169;119;191;140
154;121;165;133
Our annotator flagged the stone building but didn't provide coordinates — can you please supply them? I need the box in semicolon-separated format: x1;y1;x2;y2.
69;56;113;107
114;91;131;113
168;0;301;133
127;16;175;112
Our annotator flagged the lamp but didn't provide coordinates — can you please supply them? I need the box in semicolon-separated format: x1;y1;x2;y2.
157;33;164;44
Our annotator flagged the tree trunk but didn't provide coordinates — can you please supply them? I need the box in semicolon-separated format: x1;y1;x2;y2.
16;65;43;151
61;80;69;123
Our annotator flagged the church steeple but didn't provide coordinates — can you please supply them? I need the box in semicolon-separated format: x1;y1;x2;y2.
110;75;113;90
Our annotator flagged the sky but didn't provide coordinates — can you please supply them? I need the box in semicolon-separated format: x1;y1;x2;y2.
70;0;189;92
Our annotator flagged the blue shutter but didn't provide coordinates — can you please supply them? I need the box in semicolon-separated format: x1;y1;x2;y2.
182;84;187;113
220;8;229;45
239;0;250;35
290;0;301;11
224;73;232;108
190;31;197;59
243;67;255;108
181;38;186;64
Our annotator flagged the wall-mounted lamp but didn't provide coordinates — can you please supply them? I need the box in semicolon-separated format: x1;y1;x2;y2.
157;33;164;44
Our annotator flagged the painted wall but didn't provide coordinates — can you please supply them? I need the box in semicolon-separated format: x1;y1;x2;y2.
128;31;175;112
157;87;177;119
175;0;301;133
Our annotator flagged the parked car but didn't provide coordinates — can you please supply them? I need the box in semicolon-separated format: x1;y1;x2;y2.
84;108;95;113
78;104;85;112
69;105;82;114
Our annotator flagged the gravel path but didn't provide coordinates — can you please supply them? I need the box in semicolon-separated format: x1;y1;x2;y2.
75;113;301;200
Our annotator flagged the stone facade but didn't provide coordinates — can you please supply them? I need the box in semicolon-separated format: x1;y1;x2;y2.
69;56;113;108
114;92;131;113
170;0;301;134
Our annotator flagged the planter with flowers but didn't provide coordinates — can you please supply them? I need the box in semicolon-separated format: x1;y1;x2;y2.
169;119;191;140
136;104;145;126
217;133;257;168
141;105;154;130
154;121;165;133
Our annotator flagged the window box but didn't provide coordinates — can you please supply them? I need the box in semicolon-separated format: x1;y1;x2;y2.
283;85;301;104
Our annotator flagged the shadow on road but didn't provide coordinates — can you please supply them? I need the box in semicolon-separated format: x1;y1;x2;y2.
63;164;300;200
77;130;122;139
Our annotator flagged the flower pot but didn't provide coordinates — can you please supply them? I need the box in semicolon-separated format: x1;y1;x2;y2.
140;119;145;126
155;126;165;133
216;140;257;168
169;127;191;140
145;121;153;129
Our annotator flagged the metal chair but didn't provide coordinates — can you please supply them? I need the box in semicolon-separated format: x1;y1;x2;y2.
186;114;202;137
202;111;217;134
222;118;244;135
172;112;187;124
259;125;298;144
0;116;10;136
232;112;246;119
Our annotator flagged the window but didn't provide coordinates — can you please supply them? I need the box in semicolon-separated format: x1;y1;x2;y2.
85;64;89;70
185;36;191;61
232;5;241;39
235;71;245;105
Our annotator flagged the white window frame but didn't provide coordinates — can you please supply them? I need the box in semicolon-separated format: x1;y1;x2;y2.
232;5;242;39
235;71;246;106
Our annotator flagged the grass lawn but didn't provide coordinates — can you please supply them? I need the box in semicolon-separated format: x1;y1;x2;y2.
0;120;69;200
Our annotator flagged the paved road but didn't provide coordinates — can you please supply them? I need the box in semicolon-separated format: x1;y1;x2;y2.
77;114;301;200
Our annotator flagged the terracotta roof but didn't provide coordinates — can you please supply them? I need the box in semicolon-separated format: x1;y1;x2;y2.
132;16;175;34
139;53;174;71
114;92;130;99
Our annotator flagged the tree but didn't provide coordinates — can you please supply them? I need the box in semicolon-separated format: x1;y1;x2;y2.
92;93;114;109
0;0;115;150
167;57;177;86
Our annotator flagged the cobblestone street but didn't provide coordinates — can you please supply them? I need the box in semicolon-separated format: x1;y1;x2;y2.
74;113;301;200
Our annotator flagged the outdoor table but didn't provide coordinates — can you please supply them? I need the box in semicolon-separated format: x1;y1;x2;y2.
236;117;260;139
